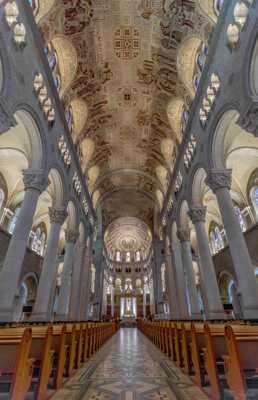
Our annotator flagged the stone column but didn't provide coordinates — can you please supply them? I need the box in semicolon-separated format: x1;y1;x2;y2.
111;285;115;318
206;169;258;318
165;244;180;319
171;238;189;319
31;207;67;321
79;240;92;320
0;170;48;321
178;230;202;319
55;230;78;321
69;240;87;321
143;288;146;318
188;206;225;319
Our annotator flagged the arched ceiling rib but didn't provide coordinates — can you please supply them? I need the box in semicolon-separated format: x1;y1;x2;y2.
39;0;213;228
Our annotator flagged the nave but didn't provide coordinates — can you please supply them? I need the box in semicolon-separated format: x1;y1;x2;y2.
52;328;208;400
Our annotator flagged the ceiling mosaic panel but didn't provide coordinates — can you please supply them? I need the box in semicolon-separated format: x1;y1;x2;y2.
39;0;213;231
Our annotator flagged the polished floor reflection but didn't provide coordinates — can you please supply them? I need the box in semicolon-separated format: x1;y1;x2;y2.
52;328;209;400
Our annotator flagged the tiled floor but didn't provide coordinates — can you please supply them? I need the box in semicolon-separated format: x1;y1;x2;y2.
52;328;209;400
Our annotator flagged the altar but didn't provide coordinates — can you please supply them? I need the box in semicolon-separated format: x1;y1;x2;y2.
120;296;137;327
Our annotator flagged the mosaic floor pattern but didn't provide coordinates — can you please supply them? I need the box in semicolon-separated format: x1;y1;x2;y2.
52;328;209;400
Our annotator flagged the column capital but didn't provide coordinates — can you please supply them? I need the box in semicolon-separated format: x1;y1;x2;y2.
177;229;190;242
188;206;207;224
23;169;49;192
65;229;79;244
205;169;232;192
49;207;68;225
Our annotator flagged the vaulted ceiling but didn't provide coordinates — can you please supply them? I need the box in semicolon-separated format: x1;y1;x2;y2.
38;0;214;231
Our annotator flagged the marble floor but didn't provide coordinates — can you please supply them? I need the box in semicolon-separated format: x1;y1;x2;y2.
52;328;209;400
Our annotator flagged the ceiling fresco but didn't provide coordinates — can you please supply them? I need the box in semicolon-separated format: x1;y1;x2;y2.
39;0;213;231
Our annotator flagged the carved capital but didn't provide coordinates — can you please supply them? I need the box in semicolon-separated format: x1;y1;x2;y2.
65;229;79;244
205;169;232;192
237;102;258;136
177;229;190;242
49;207;68;225
23;169;49;192
188;206;207;224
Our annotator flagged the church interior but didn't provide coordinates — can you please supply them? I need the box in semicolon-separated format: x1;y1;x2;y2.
1;0;258;398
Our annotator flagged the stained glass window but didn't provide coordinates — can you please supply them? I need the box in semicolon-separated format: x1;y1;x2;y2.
214;0;224;16
234;206;246;232
250;186;258;216
161;264;166;292
0;189;5;212
9;207;21;234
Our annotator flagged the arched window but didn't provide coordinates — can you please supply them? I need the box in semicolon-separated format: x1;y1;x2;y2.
44;44;61;92
31;227;46;256
27;0;38;13
161;264;166;293
8;207;21;234
181;104;189;134
116;251;121;262
0;188;5;212
209;226;224;254
91;265;96;293
234;206;246;232
126;252;131;263
65;105;74;134
135;251;141;262
193;43;208;92
250;186;258;218
214;0;224;16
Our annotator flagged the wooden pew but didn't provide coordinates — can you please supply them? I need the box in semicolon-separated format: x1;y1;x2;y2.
30;325;54;400
224;324;258;400
190;322;205;387
203;322;227;400
52;324;68;389
65;323;77;377
180;322;192;375
0;327;34;400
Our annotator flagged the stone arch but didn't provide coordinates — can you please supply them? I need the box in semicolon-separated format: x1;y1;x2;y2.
167;98;184;143
66;200;78;231
177;36;203;99
210;109;240;169
191;167;207;206
155;165;168;192
35;0;56;23
1;109;44;170
51;36;78;96
196;0;217;23
160;138;175;170
70;98;88;140
178;199;191;235
13;272;38;321
47;167;66;208
156;189;164;211
81;138;95;171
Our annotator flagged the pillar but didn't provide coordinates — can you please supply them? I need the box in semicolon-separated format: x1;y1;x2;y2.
171;237;189;319
206;169;258;319
177;230;202;319
79;239;92;320
143;288;147;318
31;207;67;321
111;285;115;318
0;170;48;321
69;240;87;321
55;230;78;321
188;206;225;319
164;242;180;319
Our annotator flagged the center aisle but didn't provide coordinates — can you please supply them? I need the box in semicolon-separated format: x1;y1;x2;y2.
52;328;209;400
